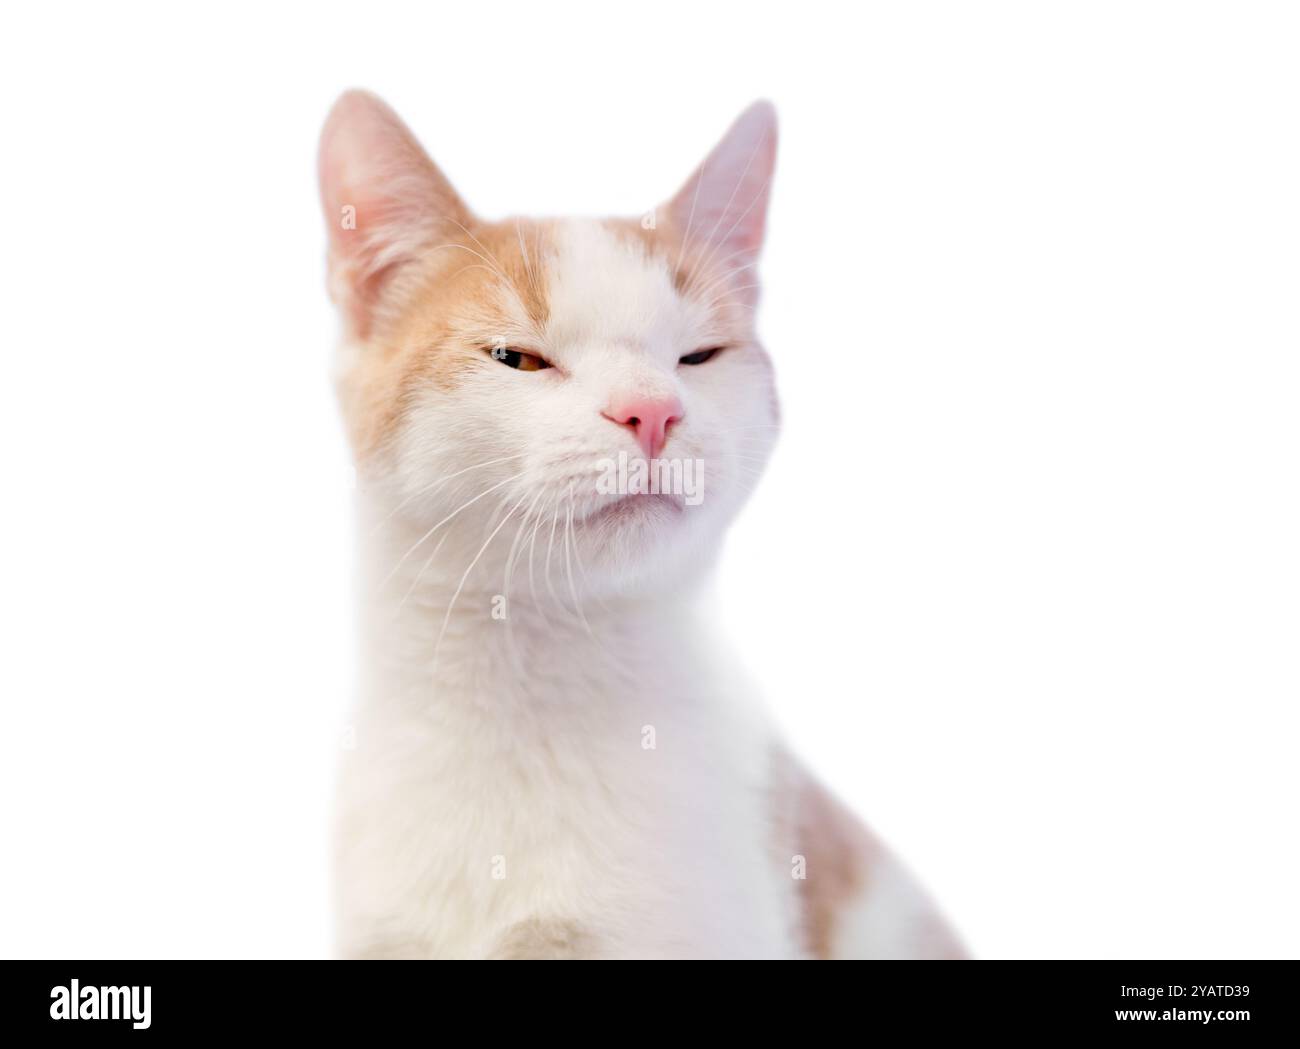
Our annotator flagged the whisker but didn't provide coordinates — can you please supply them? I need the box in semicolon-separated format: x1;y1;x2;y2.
431;490;532;672
442;216;511;284
503;486;547;603
674;159;707;275
693;158;777;279
408;240;509;280
701;283;762;312
526;495;551;610
563;490;594;636
684;256;758;303
370;452;528;534
381;469;528;587
565;497;613;620
501;486;547;631
396;529;451;613
543;506;563;616
500;487;547;676
691;127;770;278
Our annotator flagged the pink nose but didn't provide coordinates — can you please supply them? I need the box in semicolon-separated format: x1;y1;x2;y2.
602;393;684;459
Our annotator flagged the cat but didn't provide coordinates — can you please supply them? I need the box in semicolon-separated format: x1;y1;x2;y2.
318;90;965;959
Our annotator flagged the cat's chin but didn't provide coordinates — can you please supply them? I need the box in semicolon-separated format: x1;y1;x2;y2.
578;491;687;529
567;491;723;598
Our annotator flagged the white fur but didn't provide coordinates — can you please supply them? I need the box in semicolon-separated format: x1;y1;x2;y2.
336;220;805;957
336;577;807;958
330;203;958;956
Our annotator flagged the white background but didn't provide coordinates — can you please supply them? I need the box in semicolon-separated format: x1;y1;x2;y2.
2;1;1297;959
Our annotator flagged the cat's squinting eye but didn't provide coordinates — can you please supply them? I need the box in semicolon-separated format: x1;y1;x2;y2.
489;347;551;372
679;347;723;366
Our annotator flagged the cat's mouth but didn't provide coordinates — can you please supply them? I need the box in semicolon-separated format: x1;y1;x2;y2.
578;491;686;527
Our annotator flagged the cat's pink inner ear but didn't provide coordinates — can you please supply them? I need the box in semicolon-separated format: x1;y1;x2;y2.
318;90;472;337
666;100;778;265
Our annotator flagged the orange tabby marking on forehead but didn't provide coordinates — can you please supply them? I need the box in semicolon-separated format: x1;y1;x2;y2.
338;213;756;461
600;215;759;339
337;219;557;460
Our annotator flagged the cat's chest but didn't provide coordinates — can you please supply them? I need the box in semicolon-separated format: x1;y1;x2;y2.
340;674;798;957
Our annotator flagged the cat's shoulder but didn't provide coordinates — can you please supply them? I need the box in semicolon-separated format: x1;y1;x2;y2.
771;747;967;960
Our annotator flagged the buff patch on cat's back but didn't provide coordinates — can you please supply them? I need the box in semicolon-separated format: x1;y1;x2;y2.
771;747;873;959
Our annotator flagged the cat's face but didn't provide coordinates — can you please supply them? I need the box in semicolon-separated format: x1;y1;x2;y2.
319;93;778;598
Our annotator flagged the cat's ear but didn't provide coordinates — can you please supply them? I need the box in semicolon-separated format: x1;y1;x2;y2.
666;101;778;268
318;90;472;337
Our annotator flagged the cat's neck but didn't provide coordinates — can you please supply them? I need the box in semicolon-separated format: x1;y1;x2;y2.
353;496;709;713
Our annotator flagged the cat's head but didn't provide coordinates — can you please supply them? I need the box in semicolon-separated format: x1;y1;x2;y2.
319;91;778;600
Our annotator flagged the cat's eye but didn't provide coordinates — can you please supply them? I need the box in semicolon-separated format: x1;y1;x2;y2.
679;347;723;366
489;346;551;372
